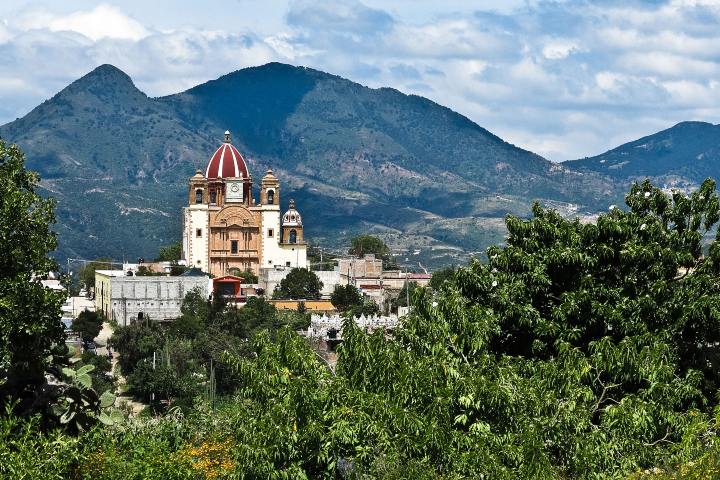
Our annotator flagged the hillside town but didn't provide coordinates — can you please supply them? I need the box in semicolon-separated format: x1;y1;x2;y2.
7;1;720;477
53;131;434;365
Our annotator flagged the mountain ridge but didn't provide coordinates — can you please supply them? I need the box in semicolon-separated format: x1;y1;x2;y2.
1;62;621;268
566;121;720;190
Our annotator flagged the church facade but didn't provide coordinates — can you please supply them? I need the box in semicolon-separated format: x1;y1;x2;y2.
182;131;307;278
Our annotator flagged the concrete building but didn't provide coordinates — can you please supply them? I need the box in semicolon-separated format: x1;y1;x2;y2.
94;269;210;326
182;131;307;278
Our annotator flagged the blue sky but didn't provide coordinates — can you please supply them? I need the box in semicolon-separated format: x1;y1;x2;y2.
1;0;720;161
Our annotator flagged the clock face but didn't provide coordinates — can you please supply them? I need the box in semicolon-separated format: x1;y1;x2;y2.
226;180;243;202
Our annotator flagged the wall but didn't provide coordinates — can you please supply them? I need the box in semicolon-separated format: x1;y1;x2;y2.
105;276;209;326
257;204;283;269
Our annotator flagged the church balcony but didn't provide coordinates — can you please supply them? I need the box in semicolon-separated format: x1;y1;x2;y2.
210;249;259;259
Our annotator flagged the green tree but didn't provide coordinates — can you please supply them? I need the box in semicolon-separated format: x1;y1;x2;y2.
348;235;396;268
330;284;363;312
392;281;418;311
0;141;65;416
228;267;258;284
72;310;103;345
78;258;113;290
347;298;380;318
273;268;323;300
428;266;456;290
110;320;165;376
155;241;182;262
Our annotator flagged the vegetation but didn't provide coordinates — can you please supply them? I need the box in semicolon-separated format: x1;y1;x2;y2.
155;241;182;262
0;140;66;417
7;166;720;476
348;234;397;268
428;266;456;290
0;141;112;432
78;258;113;290
330;284;363;312
111;289;308;411
273;268;323;300
72;309;103;345
227;267;258;284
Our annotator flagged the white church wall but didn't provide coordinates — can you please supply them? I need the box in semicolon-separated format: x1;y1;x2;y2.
184;205;209;273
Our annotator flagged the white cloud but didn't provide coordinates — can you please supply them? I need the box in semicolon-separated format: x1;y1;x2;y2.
3;0;720;162
17;4;149;41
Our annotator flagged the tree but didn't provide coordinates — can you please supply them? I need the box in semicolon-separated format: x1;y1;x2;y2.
216;296;277;339
346;298;380;318
428;266;456;290
274;268;323;300
72;310;102;345
0;140;65;416
331;284;363;312
155;241;182;262
228;268;258;284
392;281;418;311
136;265;162;276
348;235;396;268
78;258;113;290
110;320;165;376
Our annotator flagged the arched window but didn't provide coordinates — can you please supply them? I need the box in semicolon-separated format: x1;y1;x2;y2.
289;229;297;244
267;189;274;204
209;190;217;204
195;189;203;204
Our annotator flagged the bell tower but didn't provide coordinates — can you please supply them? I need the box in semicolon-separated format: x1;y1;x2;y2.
281;199;304;245
260;169;280;206
183;170;209;272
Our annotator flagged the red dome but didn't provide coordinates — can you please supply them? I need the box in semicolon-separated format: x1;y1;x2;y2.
204;131;249;179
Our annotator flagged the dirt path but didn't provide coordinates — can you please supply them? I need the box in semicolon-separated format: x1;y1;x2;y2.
94;322;146;416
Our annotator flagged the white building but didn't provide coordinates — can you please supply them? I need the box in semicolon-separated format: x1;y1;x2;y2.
94;269;210;326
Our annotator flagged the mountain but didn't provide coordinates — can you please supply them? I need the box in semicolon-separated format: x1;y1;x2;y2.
566;121;720;190
0;63;620;268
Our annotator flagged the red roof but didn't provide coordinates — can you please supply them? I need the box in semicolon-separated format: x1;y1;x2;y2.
359;284;382;290
205;137;249;180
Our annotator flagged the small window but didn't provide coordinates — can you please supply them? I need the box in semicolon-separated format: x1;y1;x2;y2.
268;228;274;237
267;190;275;204
289;229;297;244
286;261;291;267
195;189;203;204
196;228;202;238
209;190;217;204
268;260;273;264
231;240;238;254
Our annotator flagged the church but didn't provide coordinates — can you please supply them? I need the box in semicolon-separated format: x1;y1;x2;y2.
182;131;307;278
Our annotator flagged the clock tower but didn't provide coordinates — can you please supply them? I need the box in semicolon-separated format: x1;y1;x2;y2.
182;130;307;280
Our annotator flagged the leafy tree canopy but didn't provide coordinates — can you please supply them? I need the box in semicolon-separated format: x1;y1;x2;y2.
428;266;456;290
348;234;396;268
78;258;113;290
330;284;363;312
273;268;323;300
155;241;182;262
227;267;258;284
72;310;102;344
0;140;65;415
0;141;109;429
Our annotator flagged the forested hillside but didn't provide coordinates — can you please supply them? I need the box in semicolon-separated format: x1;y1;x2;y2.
0;63;622;267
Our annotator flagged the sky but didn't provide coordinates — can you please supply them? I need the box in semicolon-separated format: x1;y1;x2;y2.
1;0;720;161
